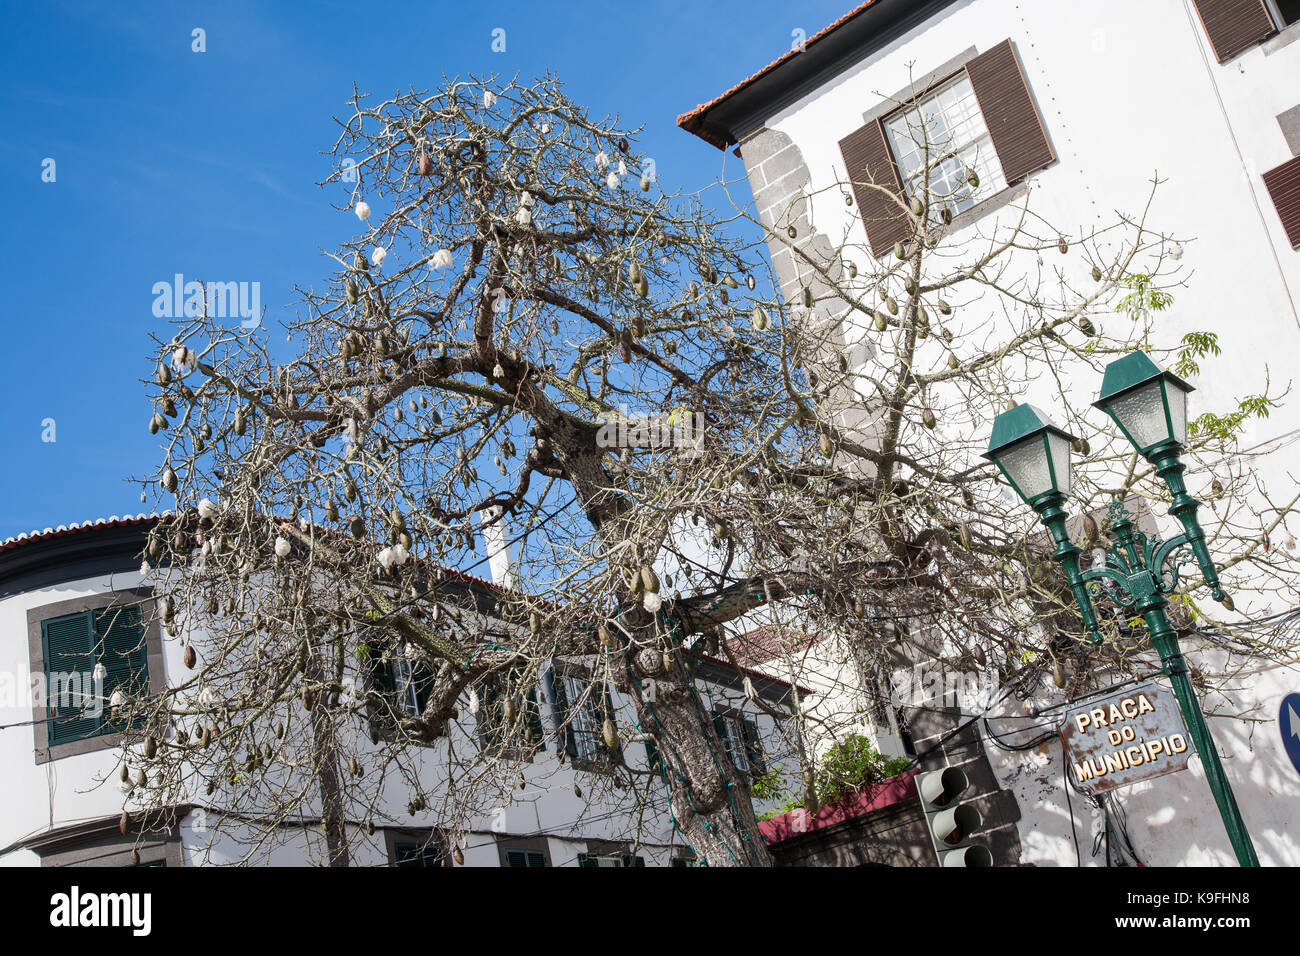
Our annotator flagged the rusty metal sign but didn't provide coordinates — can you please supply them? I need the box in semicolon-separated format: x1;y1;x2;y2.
1058;682;1194;795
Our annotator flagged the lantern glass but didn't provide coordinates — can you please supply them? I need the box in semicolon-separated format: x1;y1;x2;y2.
996;435;1056;502
1105;379;1186;453
1095;350;1193;456
1166;380;1188;446
1047;430;1073;497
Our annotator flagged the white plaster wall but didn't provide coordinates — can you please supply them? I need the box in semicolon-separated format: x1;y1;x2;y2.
0;569;186;867
742;0;1300;865
0;569;793;866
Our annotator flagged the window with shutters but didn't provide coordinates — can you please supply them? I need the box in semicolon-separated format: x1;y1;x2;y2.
41;605;149;747
387;828;447;867
498;838;551;867
363;642;444;744
1192;0;1295;63
368;646;434;718
577;853;646;867
475;676;545;758
1262;154;1300;248
883;72;1007;223
840;40;1054;257
28;591;162;764
547;664;619;767
712;710;766;781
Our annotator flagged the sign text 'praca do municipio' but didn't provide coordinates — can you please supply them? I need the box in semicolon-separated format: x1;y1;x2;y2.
1058;682;1194;795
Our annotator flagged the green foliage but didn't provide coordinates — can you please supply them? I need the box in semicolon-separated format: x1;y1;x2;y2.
752;735;912;820
1173;331;1220;378
750;766;784;802
1191;394;1273;442
1117;273;1173;322
814;734;912;804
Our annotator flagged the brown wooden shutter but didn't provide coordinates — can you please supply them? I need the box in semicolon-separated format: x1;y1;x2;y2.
966;39;1055;185
1263;155;1300;248
839;119;908;258
1191;0;1276;63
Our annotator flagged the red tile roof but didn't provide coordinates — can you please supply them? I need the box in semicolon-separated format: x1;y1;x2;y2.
727;624;824;668
0;515;808;694
0;513;166;556
676;0;882;149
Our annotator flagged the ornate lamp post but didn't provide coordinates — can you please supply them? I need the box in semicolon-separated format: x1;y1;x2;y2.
984;350;1259;867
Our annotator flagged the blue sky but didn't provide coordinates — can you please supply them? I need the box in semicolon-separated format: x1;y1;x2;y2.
0;0;849;540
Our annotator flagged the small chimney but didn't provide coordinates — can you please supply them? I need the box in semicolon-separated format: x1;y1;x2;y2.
480;505;515;588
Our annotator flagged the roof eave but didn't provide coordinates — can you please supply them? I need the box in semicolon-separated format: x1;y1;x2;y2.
677;0;961;150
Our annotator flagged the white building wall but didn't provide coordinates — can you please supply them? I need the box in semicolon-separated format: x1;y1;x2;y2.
734;0;1300;865
1;566;793;866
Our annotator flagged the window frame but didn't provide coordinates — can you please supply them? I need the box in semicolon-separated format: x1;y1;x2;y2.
384;827;448;868
881;69;1009;224
474;672;546;761
549;660;621;770
363;642;445;745
27;589;165;765
497;836;551;868
711;707;767;782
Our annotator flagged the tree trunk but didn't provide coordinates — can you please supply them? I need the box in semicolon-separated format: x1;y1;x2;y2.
634;664;774;866
306;658;350;867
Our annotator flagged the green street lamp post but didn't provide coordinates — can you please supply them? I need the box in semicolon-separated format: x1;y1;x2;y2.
984;350;1259;867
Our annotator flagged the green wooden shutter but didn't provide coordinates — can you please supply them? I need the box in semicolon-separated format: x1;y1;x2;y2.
597;682;620;759
506;848;546;867
95;604;147;732
524;686;545;747
712;713;732;767
41;612;98;744
644;735;661;774
546;669;578;758
577;853;599;868
741;718;767;777
476;682;501;750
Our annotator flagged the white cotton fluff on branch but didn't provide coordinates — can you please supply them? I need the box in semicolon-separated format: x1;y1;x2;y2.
431;248;453;270
594;150;610;172
377;543;409;570
110;689;128;710
198;497;218;520
743;676;757;701
354;200;371;221
606;172;619;191
642;592;662;613
274;536;291;558
514;207;532;226
198;686;217;709
172;345;193;372
483;90;497;108
467;688;480;715
370;246;387;268
617;159;627;177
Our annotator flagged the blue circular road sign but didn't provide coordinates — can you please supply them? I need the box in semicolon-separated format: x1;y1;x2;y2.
1280;693;1300;779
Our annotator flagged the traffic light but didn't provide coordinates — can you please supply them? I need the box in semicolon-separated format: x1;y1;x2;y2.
915;765;993;867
